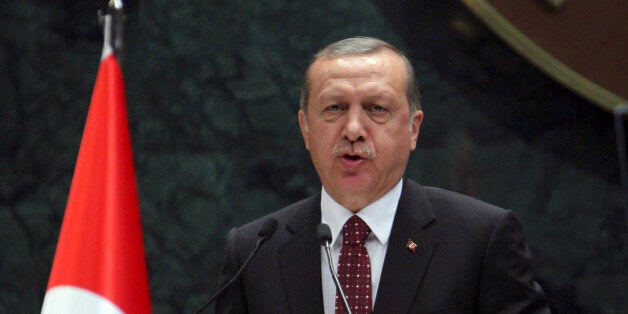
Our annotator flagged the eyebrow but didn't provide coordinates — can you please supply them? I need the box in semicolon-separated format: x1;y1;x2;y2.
316;86;351;103
318;92;346;103
363;90;395;102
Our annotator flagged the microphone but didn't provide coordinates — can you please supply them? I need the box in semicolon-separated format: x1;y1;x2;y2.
317;223;352;314
194;217;279;313
258;217;279;240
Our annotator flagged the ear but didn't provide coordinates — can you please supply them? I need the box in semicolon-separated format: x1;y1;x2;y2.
298;110;310;150
409;110;423;151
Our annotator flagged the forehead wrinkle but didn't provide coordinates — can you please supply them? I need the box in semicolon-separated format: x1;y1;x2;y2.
316;83;354;103
317;75;396;95
314;55;388;81
357;83;396;100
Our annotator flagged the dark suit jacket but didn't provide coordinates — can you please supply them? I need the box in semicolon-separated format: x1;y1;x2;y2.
215;179;550;313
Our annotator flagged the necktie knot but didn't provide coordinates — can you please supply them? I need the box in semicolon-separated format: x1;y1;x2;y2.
343;215;370;246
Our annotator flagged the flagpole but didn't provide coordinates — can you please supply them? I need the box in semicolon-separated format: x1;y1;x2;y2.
99;0;125;62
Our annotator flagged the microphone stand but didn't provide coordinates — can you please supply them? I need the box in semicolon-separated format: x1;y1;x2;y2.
322;238;352;314
193;237;265;313
194;217;277;313
317;223;352;314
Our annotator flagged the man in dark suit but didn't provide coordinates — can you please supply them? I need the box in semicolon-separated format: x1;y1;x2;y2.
215;37;549;313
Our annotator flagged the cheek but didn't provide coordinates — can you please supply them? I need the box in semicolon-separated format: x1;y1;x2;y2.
309;137;334;156
308;123;340;146
376;126;412;153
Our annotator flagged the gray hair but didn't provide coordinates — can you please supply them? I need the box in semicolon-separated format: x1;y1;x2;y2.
299;36;421;113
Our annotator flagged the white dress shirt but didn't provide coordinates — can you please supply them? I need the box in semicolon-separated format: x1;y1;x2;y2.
320;179;403;314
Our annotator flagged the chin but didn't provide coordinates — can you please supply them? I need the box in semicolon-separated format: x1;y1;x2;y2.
337;178;375;193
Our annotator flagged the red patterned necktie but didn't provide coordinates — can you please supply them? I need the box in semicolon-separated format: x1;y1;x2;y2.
336;215;372;314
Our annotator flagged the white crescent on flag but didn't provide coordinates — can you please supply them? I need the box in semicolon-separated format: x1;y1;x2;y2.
42;286;124;314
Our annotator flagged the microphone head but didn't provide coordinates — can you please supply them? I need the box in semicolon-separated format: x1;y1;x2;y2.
316;223;332;245
258;217;279;240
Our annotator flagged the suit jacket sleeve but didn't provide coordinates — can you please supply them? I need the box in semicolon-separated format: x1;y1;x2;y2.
478;211;550;313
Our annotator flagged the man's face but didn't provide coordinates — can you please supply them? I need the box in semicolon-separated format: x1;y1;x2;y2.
298;50;423;212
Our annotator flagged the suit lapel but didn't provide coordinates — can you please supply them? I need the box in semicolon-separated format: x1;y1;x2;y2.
373;180;438;313
278;195;324;313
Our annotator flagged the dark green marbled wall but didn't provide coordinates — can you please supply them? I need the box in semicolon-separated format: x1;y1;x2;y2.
1;1;625;313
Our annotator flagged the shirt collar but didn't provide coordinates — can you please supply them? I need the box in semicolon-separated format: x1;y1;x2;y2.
320;179;403;247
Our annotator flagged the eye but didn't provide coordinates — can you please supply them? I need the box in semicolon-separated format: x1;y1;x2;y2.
323;103;347;113
366;103;391;123
370;104;386;112
366;103;388;114
319;103;346;121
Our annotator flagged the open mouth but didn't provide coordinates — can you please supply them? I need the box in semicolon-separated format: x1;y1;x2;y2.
343;154;362;161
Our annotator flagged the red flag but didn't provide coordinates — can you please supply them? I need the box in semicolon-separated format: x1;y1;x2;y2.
41;49;151;313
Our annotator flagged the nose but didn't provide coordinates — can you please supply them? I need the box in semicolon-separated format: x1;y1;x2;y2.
342;106;367;142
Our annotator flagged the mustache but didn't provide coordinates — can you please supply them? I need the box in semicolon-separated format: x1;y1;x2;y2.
332;140;377;159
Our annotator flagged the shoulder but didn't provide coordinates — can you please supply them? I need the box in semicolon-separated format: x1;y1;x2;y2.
401;179;513;237
404;180;506;214
427;187;505;218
